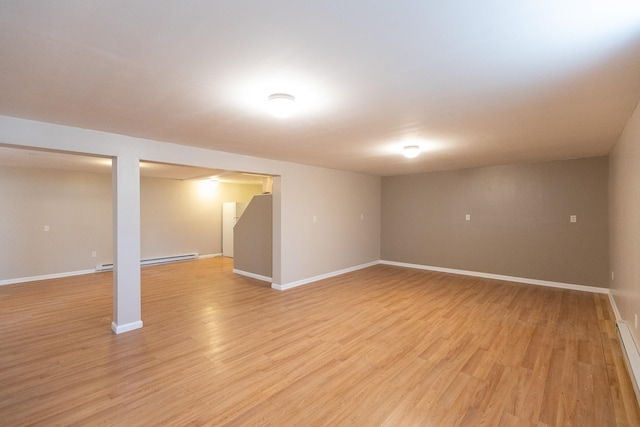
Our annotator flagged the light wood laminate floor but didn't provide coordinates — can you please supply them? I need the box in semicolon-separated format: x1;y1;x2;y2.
1;257;639;426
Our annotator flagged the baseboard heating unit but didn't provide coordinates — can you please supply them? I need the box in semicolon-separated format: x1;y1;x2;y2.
616;320;640;407
96;253;199;272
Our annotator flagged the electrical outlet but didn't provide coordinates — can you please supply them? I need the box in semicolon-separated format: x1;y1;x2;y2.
465;214;470;221
611;271;615;281
635;314;638;330
91;251;97;258
570;215;577;223
44;224;50;232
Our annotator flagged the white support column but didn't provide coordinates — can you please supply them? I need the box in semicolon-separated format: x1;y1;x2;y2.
111;155;143;334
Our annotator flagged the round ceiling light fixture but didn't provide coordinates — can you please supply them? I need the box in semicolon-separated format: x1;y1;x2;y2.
268;93;296;118
403;145;421;158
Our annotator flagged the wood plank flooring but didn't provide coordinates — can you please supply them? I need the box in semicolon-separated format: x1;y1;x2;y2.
1;257;639;426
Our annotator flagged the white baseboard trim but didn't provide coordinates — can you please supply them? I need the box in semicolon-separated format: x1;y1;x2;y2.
610;292;640;406
609;292;623;322
0;269;95;286
198;253;222;260
233;269;272;283
616;321;640;407
379;260;609;294
111;320;143;334
272;261;379;291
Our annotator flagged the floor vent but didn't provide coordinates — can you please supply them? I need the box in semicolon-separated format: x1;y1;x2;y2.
616;321;640;407
96;253;199;272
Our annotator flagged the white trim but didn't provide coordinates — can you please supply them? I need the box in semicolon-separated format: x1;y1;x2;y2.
609;291;623;322
379;260;609;294
616;321;640;407
272;261;379;291
610;292;640;406
233;269;272;282
111;320;143;334
0;269;95;286
198;253;222;260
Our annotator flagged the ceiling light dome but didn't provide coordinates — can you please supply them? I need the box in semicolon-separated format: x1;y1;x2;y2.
268;93;296;118
403;145;420;158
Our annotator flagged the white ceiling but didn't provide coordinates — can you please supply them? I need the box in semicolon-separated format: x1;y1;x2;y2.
1;1;639;176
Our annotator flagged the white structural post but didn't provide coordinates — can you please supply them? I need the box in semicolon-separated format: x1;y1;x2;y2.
111;155;143;334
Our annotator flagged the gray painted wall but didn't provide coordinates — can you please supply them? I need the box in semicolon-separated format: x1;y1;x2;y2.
381;157;609;288
233;194;273;278
610;99;640;346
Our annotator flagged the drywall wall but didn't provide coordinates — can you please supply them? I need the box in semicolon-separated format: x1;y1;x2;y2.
0;115;382;288
233;194;273;278
0;166;112;280
278;163;381;285
140;177;260;260
381;157;609;288
0;165;261;281
610;99;640;345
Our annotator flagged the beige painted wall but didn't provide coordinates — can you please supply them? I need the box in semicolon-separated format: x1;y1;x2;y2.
382;157;609;287
610;100;640;344
140;177;260;260
0;115;382;287
279;163;381;283
0;166;112;279
0;165;260;281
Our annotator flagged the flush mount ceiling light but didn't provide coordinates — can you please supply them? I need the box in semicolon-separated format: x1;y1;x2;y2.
403;145;420;158
268;93;296;118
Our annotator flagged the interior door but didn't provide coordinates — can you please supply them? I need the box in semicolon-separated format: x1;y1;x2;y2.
222;202;235;257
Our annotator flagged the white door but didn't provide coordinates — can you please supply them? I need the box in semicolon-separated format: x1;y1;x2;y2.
222;202;236;257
